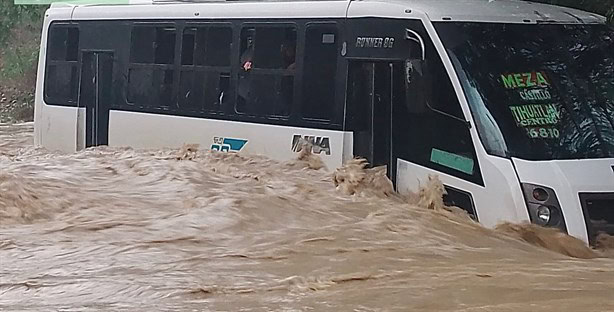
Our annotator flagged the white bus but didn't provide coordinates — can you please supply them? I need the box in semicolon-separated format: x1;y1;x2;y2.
34;0;614;244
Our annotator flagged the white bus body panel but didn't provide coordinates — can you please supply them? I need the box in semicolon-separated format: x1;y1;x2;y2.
108;110;349;170
513;158;614;243
35;105;80;152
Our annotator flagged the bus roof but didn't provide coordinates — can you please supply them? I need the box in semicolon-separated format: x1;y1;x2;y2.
393;0;606;24
50;0;606;24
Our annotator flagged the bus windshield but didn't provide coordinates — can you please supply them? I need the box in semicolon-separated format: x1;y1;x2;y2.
435;22;614;161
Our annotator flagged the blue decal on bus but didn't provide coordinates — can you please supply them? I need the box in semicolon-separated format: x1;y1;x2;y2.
211;137;248;152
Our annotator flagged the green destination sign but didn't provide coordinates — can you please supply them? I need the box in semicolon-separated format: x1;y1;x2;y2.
430;148;475;175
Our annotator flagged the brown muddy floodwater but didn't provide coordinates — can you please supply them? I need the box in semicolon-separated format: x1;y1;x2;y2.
1;122;614;311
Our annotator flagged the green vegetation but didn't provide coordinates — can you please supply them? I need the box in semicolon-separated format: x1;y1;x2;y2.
535;0;614;23
1;35;39;81
0;4;46;79
0;4;45;40
0;3;46;122
0;1;612;122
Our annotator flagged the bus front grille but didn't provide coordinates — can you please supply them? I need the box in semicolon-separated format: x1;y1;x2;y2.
579;192;614;244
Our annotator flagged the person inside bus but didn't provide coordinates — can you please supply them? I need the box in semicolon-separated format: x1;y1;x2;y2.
241;34;254;71
279;37;296;115
281;38;296;70
237;31;255;111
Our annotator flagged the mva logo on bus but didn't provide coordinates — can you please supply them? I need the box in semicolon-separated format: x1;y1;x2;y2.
291;135;331;155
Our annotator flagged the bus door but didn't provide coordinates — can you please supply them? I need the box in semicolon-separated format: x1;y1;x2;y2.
347;61;406;185
79;51;113;148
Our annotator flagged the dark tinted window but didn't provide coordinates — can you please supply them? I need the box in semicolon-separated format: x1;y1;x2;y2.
246;27;297;69
44;25;80;106
127;68;174;108
45;65;79;102
181;26;232;66
236;26;296;116
346;63;370;131
127;25;177;108
396;24;482;185
177;71;230;112
436;22;614;160
48;27;79;61
130;26;176;64
178;26;232;112
302;24;338;120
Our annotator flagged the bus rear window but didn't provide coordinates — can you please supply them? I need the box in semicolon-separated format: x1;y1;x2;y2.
44;25;80;106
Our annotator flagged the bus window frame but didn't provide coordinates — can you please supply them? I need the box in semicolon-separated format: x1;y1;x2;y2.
42;18;345;132
178;22;234;115
234;22;299;119
126;22;178;110
43;22;81;107
300;21;341;123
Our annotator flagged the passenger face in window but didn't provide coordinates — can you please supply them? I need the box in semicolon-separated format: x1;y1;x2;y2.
281;40;296;70
241;31;255;71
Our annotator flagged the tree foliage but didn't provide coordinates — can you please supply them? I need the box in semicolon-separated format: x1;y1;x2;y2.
531;0;614;23
0;3;46;43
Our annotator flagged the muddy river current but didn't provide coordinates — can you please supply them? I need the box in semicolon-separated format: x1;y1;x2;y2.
1;123;613;311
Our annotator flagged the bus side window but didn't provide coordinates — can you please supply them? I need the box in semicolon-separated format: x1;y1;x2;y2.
44;25;79;106
401;28;483;186
178;26;232;112
301;24;338;120
236;26;296;117
127;25;176;109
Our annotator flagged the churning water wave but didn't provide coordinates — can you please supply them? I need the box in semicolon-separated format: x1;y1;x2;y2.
1;122;613;311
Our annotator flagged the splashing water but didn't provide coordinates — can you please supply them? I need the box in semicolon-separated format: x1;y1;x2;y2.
1;123;614;311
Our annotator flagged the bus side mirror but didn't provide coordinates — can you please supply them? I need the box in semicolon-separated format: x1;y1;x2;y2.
405;28;425;61
405;29;428;113
405;58;429;113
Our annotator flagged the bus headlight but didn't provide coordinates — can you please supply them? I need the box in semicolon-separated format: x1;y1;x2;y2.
536;205;551;225
521;183;567;233
532;188;549;201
